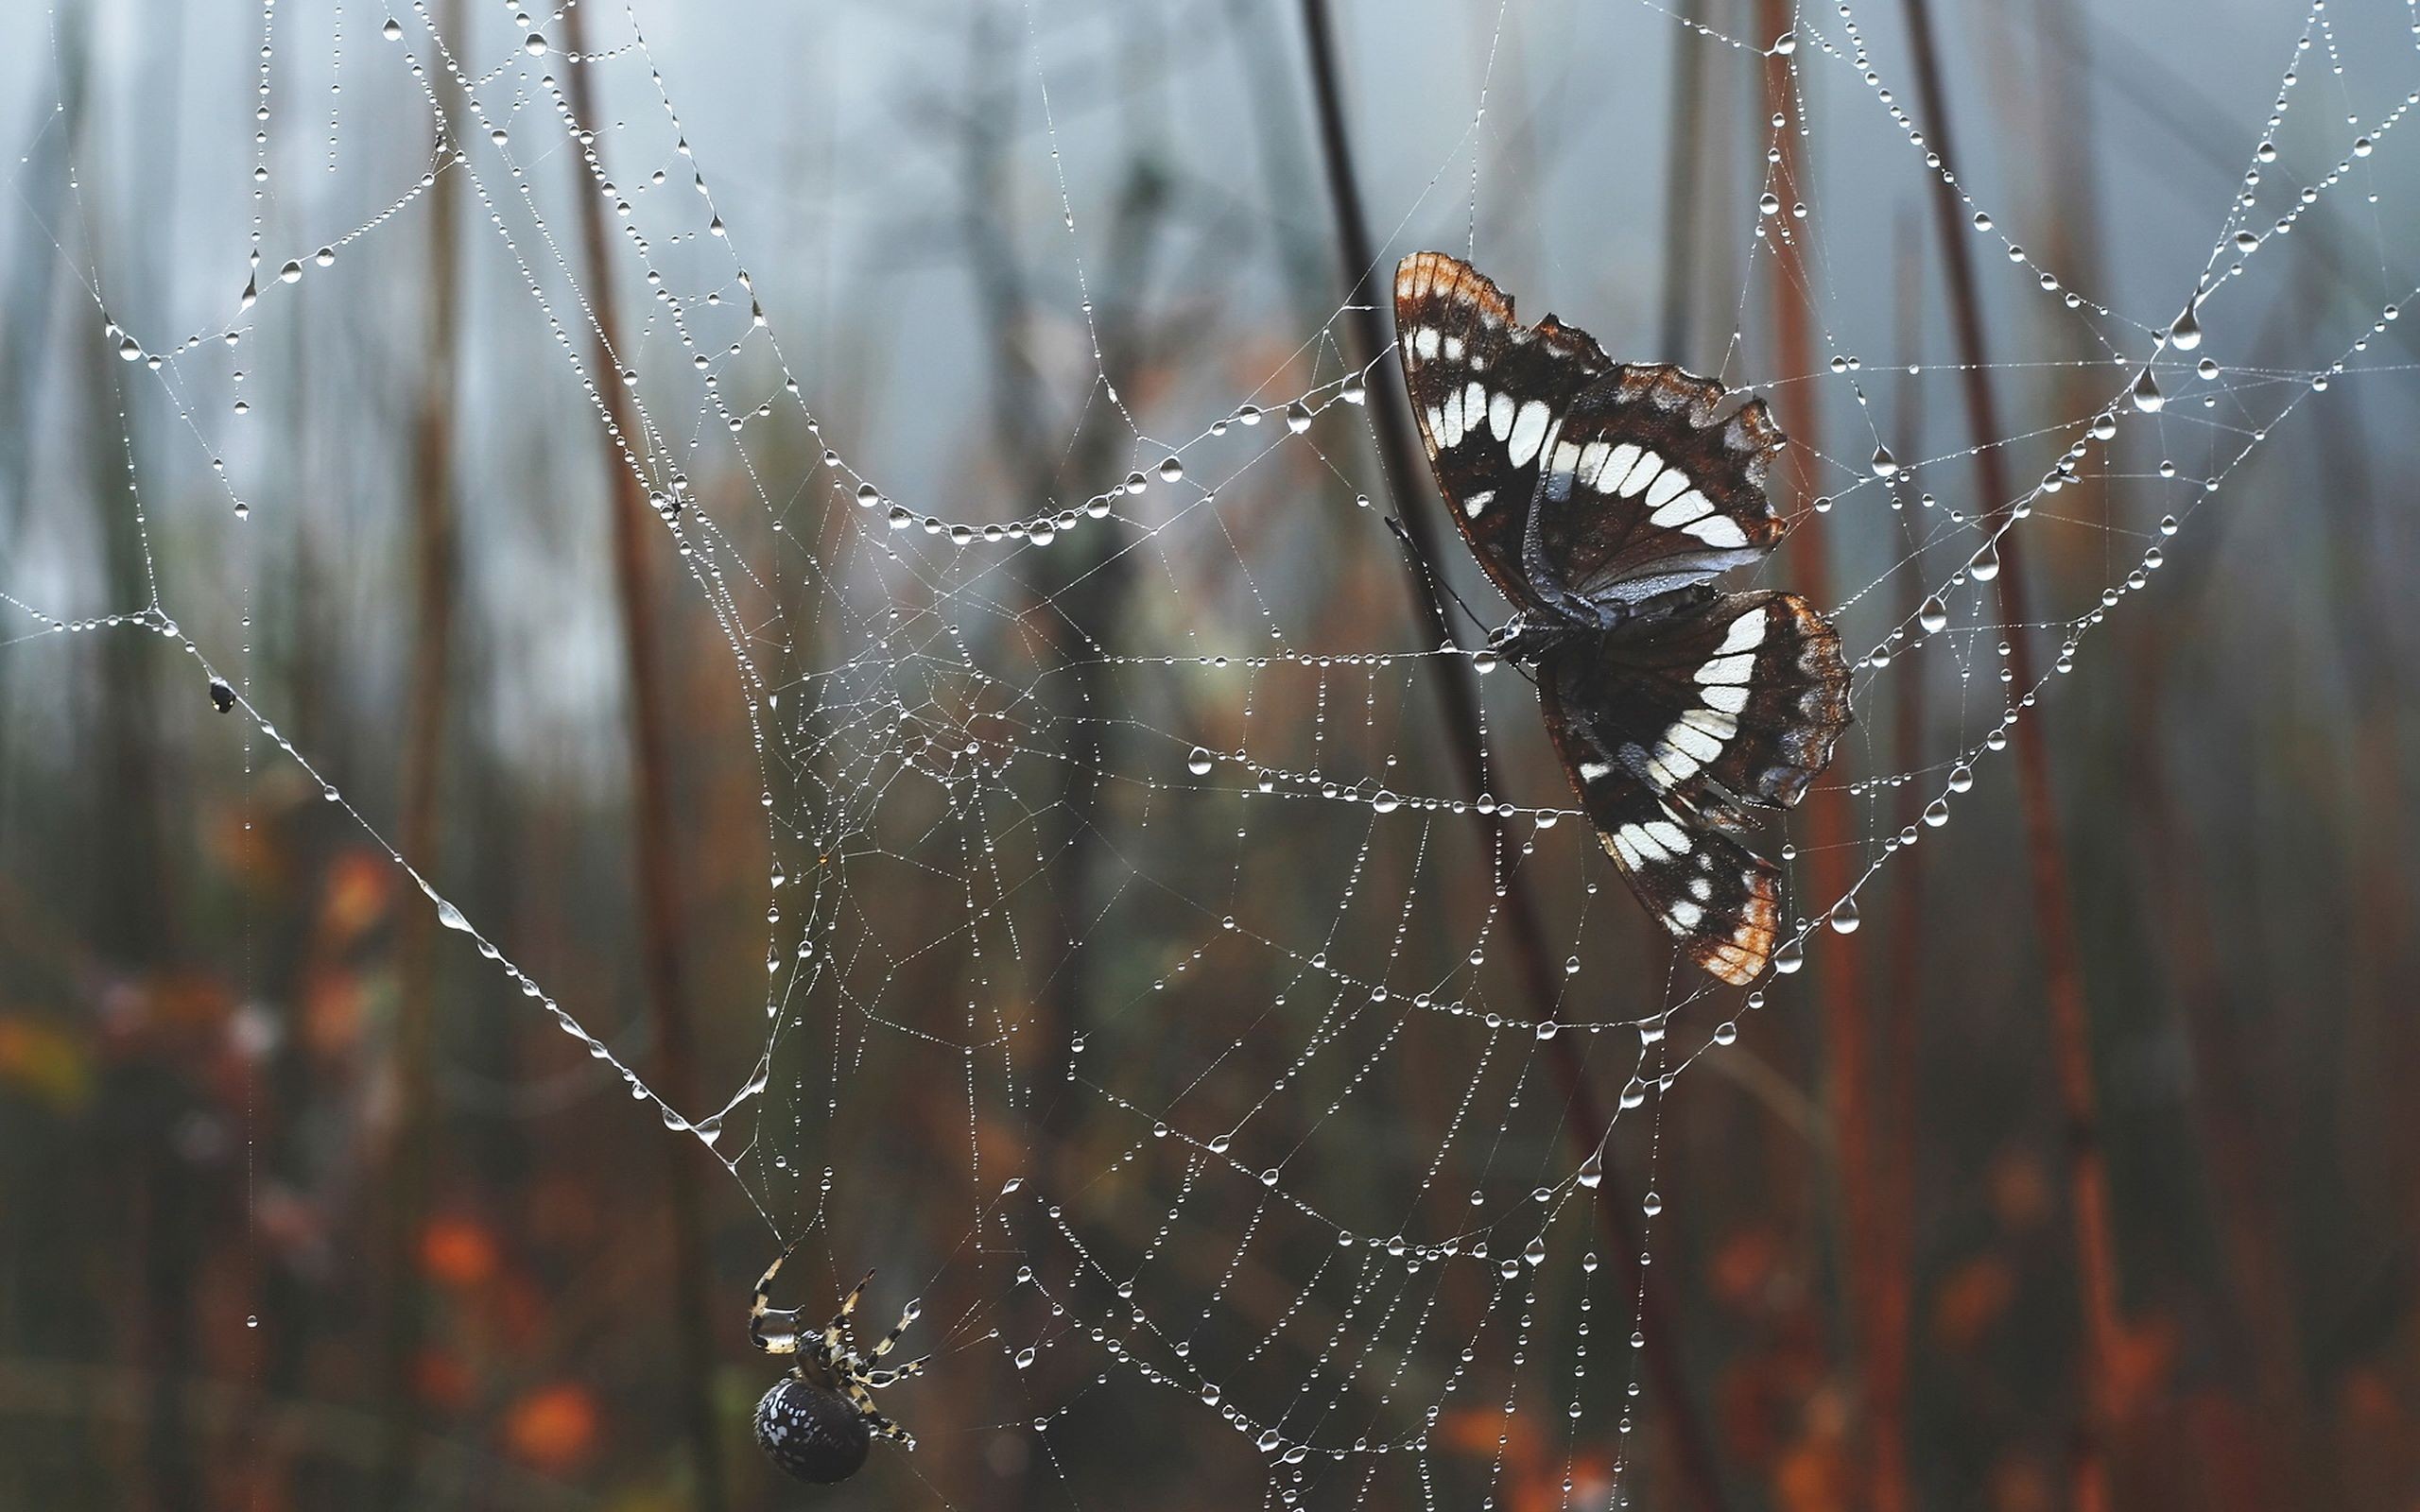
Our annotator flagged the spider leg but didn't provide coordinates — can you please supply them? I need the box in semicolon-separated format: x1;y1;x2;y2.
861;1354;929;1389
841;1377;917;1446
748;1239;806;1355
823;1270;874;1360
864;1411;916;1450
864;1297;923;1362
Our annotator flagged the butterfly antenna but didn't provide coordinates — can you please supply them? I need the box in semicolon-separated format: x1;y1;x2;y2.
1382;516;1496;644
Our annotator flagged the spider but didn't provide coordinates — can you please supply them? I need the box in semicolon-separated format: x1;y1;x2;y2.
748;1242;927;1484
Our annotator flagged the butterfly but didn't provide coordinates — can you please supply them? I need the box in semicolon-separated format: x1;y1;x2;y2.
1392;252;1851;985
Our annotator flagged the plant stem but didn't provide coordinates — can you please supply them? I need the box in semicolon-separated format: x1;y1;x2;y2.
1896;3;2121;1504
1294;6;1727;1508
376;0;462;1501
559;15;727;1511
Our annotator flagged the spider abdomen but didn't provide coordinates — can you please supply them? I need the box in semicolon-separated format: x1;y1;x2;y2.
754;1376;873;1484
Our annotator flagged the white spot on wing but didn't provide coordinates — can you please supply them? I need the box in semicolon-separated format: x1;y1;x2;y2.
1666;722;1722;763
1617;449;1665;497
1596;442;1641;490
1443;335;1465;360
1717;611;1768;655
1668;899;1704;930
1686;514;1752;547
1508;400;1552;468
1697;653;1755;684
1645;469;1691;509
1703;684;1750;713
1440;387;1466;448
1682;709;1738;742
1489;389;1515;441
1578;759;1614;782
1643;819;1690;852
1462;489;1495;519
1412;326;1442;360
1649;490;1713;527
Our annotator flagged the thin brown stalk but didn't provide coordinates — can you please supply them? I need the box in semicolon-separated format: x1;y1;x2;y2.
1896;2;2121;1505
1655;0;1711;364
377;3;465;1503
1295;6;1727;1509
1872;208;1929;1512
558;15;726;1511
1753;12;1891;1509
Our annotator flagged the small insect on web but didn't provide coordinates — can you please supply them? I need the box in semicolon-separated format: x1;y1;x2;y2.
1392;252;1852;984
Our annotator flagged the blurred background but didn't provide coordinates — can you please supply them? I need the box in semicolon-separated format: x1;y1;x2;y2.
2;0;2416;1508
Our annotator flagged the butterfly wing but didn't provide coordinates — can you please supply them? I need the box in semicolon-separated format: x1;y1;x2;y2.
1539;592;1851;984
1522;366;1789;624
1393;252;1613;614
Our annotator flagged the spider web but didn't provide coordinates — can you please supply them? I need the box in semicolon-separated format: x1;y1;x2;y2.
3;0;2413;1505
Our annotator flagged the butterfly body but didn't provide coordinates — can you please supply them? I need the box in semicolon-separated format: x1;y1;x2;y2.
1393;252;1852;985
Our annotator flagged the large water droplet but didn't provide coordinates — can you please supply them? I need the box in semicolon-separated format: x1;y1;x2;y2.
1186;747;1214;776
1923;798;1949;828
1522;1237;1547;1266
1918;594;1949;633
1772;938;1805;974
1577;1150;1602;1189
1870;444;1899;478
1284;402;1311;434
2131;369;2166;412
1827;896;1861;934
1969;541;2001;581
1158;456;1184;483
2168;302;2203;352
436;900;471;933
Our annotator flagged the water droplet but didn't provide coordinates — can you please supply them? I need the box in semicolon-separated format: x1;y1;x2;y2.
1713;1021;1737;1045
2158;514;2179;537
1372;791;1401;814
1284;402;1312;433
1158;456;1184;483
117;336;142;362
1758;192;1782;216
1969;541;2001;581
2131;369;2166;412
1641;1191;1664;1216
1186;747;1214;776
1578;1151;1602;1189
1917;594;1948;633
1947;762;1975;793
1870;444;1898;478
1472;649;1499;674
436;900;471;933
2168;303;2203;351
382;17;402;41
1827;896;1861;934
1772;938;1805;974
1522;1238;1547;1266
1923;798;1949;827
524;31;548;55
1014;1348;1036;1369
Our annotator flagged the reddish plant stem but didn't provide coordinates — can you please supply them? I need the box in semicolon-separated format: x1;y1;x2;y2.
1295;5;1727;1509
1754;13;1892;1509
376;4;463;1504
559;18;728;1512
1897;2;2122;1505
1872;210;1931;1512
